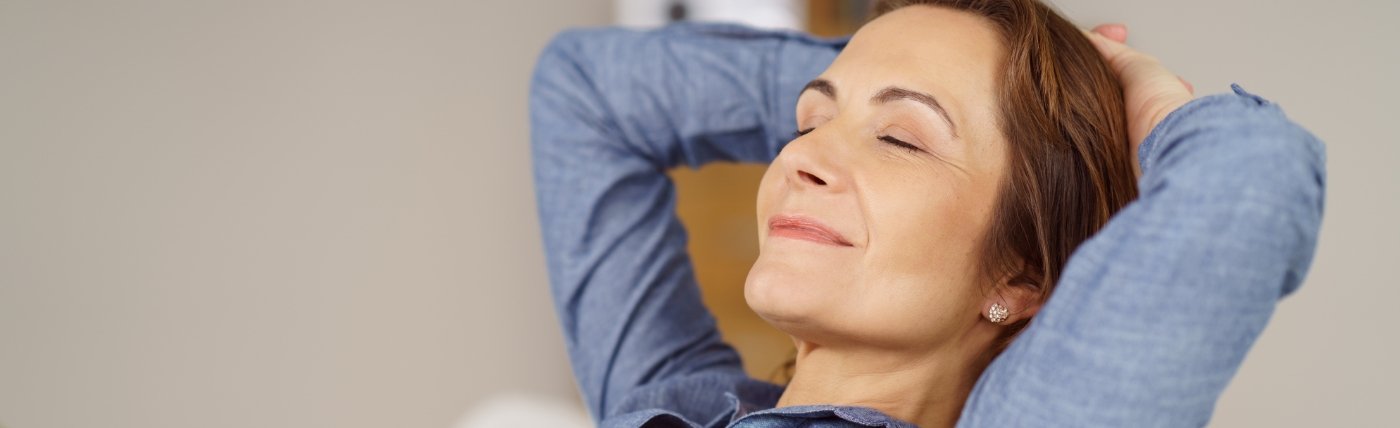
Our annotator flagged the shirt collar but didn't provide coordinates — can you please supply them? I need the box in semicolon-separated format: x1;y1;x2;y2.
723;392;921;427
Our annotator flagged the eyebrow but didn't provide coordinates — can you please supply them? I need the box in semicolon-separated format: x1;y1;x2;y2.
802;79;837;99
800;78;960;138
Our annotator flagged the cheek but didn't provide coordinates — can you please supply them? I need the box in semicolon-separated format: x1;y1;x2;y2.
840;177;991;344
865;178;982;281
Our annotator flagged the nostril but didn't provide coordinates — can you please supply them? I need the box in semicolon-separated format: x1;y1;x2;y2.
799;170;827;186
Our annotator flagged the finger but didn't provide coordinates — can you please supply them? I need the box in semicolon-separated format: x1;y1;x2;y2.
1090;23;1128;43
1178;76;1195;95
1083;30;1132;64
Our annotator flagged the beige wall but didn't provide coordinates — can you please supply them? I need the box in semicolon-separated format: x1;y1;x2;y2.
0;1;1394;427
0;1;608;427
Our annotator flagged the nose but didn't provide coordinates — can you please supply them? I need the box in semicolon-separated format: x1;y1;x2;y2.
780;131;846;192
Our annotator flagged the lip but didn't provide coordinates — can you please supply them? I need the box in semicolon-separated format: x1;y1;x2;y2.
767;214;854;247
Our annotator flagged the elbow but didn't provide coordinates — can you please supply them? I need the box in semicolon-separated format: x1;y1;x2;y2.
1145;98;1329;298
528;29;602;159
530;29;590;115
1253;119;1327;220
530;28;619;108
1265;124;1327;298
1227;120;1328;298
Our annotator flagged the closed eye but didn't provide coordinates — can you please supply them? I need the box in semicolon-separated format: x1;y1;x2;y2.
795;128;924;155
878;135;923;153
788;128;815;144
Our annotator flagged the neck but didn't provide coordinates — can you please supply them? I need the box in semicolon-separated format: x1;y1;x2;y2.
775;339;992;428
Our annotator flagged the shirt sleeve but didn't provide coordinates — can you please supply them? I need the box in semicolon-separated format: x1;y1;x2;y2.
958;85;1327;427
528;22;843;421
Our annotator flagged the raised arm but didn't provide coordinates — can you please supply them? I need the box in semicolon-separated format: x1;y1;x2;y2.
958;33;1327;426
528;23;841;421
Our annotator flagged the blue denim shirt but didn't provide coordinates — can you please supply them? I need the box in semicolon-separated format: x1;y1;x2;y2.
528;22;1326;428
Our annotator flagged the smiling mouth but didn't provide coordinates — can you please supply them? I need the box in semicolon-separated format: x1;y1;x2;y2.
767;215;854;247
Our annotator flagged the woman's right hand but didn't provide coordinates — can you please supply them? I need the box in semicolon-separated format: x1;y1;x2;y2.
1084;24;1195;177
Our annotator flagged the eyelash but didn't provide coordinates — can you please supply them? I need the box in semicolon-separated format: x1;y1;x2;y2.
793;128;924;154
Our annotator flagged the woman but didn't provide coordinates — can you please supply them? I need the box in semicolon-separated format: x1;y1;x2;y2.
529;1;1325;427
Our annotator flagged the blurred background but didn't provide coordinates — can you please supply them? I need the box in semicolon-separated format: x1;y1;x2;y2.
1;1;1395;427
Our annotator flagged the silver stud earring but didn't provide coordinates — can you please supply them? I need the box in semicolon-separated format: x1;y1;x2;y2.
987;303;1009;324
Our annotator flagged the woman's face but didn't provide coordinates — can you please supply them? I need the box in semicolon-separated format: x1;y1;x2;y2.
746;6;1011;351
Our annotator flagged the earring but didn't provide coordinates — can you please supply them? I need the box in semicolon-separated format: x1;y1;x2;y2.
987;303;1009;324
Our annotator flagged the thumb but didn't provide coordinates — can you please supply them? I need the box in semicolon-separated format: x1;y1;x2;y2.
1083;29;1134;68
1091;23;1128;43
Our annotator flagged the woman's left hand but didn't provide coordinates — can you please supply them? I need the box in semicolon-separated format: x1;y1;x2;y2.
1084;24;1195;177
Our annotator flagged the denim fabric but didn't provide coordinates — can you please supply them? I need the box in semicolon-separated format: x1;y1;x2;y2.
528;22;1326;428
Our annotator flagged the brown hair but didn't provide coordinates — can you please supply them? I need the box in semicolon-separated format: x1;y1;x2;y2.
778;0;1138;381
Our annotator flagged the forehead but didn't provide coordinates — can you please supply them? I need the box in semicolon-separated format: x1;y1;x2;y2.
820;6;1006;132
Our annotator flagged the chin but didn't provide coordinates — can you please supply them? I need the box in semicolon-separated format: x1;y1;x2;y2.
744;253;839;337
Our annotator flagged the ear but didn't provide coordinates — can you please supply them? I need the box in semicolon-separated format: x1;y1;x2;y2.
983;268;1046;324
